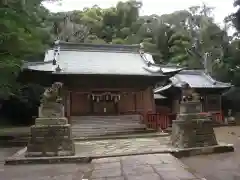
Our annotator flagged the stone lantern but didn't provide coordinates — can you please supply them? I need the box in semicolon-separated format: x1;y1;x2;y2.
171;82;218;148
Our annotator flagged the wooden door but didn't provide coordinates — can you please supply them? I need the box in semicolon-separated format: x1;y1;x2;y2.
71;93;90;115
93;101;117;115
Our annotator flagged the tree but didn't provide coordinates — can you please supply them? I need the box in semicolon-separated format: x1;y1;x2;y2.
2;0;235;100
227;0;240;32
0;0;55;99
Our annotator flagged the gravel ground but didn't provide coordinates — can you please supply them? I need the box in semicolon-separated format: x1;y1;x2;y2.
181;126;240;180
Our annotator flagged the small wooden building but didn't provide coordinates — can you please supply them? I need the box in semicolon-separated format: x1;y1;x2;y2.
154;69;231;120
21;41;180;123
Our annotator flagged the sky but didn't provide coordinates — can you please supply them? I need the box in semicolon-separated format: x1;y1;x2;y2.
44;0;236;26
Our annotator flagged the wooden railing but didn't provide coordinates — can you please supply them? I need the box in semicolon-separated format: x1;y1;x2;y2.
211;111;224;124
146;113;174;130
146;111;224;130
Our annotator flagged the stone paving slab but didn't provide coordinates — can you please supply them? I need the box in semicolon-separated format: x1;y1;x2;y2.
89;154;204;180
75;136;171;157
1;153;205;180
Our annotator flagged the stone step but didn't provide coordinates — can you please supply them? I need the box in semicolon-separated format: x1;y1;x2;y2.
75;116;141;119
73;122;142;125
72;115;142;123
72;124;145;128
73;126;145;130
72;128;146;133
72;129;155;137
73;115;141;119
73;121;143;124
73;128;146;134
73;119;141;121
72;123;145;127
0;129;155;145
74;121;142;124
70;115;147;137
77;119;140;121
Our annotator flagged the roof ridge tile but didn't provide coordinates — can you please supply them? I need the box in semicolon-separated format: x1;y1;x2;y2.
58;41;140;53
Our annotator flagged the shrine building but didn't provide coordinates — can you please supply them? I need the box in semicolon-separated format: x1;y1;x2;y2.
21;41;181;124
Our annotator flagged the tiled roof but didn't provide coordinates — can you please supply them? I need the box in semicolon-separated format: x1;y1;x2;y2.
143;54;184;74
24;42;173;77
171;70;231;88
154;84;173;93
154;69;231;93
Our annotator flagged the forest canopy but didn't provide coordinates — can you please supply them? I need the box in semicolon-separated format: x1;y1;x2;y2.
1;0;240;100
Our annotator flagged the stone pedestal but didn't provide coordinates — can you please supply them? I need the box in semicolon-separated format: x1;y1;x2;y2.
38;103;65;118
171;119;217;148
171;101;218;148
26;103;75;157
226;116;236;125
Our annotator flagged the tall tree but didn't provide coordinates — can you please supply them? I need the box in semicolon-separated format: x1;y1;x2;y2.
0;0;54;99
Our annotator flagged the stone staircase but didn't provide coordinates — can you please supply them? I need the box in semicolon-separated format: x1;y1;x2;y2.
71;115;154;138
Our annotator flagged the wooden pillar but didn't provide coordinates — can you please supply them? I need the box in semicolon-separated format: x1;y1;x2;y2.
204;95;208;112
150;87;156;113
134;92;137;112
142;89;148;123
66;91;71;124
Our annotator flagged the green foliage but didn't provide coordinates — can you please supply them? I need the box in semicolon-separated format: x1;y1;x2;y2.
0;0;54;99
2;0;240;100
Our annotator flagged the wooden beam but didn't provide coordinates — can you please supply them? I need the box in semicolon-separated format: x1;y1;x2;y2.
68;88;145;92
70;88;145;94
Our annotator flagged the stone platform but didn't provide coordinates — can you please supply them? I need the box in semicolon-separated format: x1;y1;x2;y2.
5;136;234;165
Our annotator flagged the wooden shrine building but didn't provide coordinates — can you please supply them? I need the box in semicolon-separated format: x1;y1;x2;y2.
21;41;181;123
154;69;231;121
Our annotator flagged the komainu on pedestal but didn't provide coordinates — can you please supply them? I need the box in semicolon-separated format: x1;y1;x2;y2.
26;82;75;157
171;83;218;148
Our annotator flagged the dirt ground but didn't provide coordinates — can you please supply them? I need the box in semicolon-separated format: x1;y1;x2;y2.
181;126;240;180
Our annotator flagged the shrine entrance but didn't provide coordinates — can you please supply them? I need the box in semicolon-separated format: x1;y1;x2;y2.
93;101;117;115
90;92;120;115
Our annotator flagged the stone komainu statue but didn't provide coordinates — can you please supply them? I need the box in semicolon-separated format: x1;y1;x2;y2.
41;82;63;104
181;82;200;102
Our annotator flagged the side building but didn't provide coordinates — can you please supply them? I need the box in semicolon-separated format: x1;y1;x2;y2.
154;69;231;123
